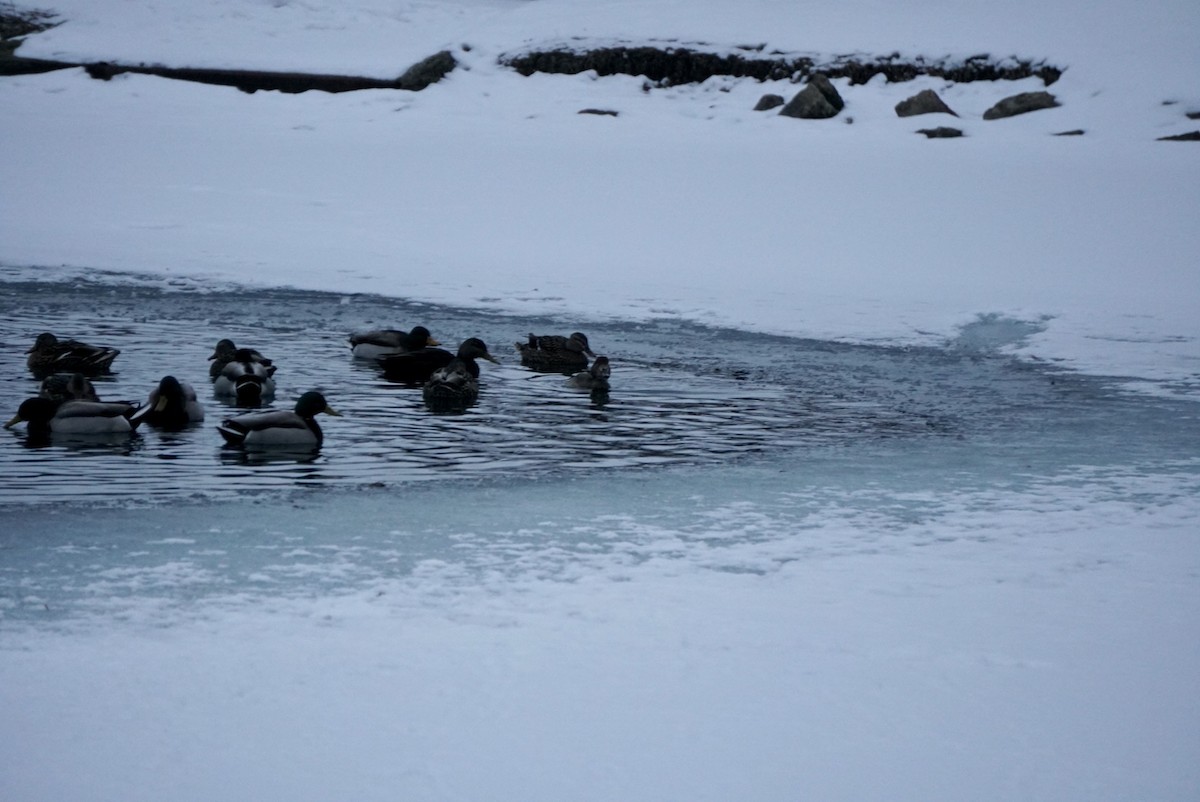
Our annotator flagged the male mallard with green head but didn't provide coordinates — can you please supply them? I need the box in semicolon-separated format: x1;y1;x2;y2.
208;338;273;379
349;325;440;360
129;375;205;429
213;349;276;406
216;391;341;447
5;397;141;435
380;337;498;384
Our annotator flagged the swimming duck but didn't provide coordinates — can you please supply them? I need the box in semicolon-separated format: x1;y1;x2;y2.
128;375;205;429
565;356;611;391
26;332;120;376
423;358;481;410
349;325;440;360
213;349;276;406
380;337;499;384
216;391;341;447
5;397;141;435
39;372;100;403
208;338;273;379
516;331;595;371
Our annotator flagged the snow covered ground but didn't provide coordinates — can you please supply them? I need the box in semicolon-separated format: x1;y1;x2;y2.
1;2;1199;800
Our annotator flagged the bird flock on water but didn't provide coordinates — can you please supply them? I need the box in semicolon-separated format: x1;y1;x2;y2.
6;327;610;449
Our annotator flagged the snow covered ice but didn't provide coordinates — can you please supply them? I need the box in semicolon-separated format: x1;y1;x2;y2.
1;1;1199;800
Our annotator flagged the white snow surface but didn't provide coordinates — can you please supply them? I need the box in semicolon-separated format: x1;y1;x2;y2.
2;0;1199;391
2;2;1200;801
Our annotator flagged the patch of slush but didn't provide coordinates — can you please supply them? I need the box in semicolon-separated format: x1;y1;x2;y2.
3;454;1198;628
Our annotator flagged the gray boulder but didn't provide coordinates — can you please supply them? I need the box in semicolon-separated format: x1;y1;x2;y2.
779;74;844;119
982;91;1060;120
397;50;456;91
754;94;785;111
916;127;964;138
895;89;957;118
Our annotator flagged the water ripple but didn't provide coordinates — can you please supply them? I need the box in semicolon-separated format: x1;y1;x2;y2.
4;270;1194;508
1;275;941;505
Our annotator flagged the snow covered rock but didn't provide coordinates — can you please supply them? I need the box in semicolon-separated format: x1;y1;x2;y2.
895;88;957;117
779;74;843;119
982;90;1060;120
754;93;785;111
397;50;456;91
916;126;964;138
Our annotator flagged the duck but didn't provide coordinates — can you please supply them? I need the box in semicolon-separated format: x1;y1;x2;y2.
565;356;611;391
208;338;273;379
349;325;440;360
128;375;205;429
213;349;276;406
26;332;120;376
379;337;499;384
516;331;595;371
39;372;100;403
5;397;141;435
423;358;481;410
216;391;341;447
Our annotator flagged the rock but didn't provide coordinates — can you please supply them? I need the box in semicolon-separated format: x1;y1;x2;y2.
1157;130;1200;141
779;74;844;119
1186;111;1200;120
578;108;619;116
982;91;1060;120
1053;129;1086;136
397;50;456;91
501;46;1064;87
916;127;964;138
895;88;957;117
754;94;785;111
807;73;844;110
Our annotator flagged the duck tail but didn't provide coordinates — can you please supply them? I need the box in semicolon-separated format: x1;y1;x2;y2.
125;403;149;430
216;423;246;446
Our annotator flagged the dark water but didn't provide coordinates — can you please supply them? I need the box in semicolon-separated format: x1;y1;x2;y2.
1;269;1197;508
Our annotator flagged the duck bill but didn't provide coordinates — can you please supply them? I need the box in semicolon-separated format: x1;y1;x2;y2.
482;353;500;364
154;395;170;413
427;338;442;347
323;406;343;417
4;414;23;429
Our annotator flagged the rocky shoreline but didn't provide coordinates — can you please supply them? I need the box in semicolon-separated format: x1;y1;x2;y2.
2;7;1197;140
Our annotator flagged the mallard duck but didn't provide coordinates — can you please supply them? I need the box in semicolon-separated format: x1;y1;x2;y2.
516;331;595;371
216;391;341;447
423;358;480;409
380;337;499;384
39;372;100;403
208;338;273;379
128;375;205;429
213;349;276;406
349;325;440;360
565;356;611;391
26;332;120;376
5;397;141;434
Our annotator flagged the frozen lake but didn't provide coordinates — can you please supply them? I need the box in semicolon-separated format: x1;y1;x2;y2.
2;269;1198;630
3;272;1199;802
